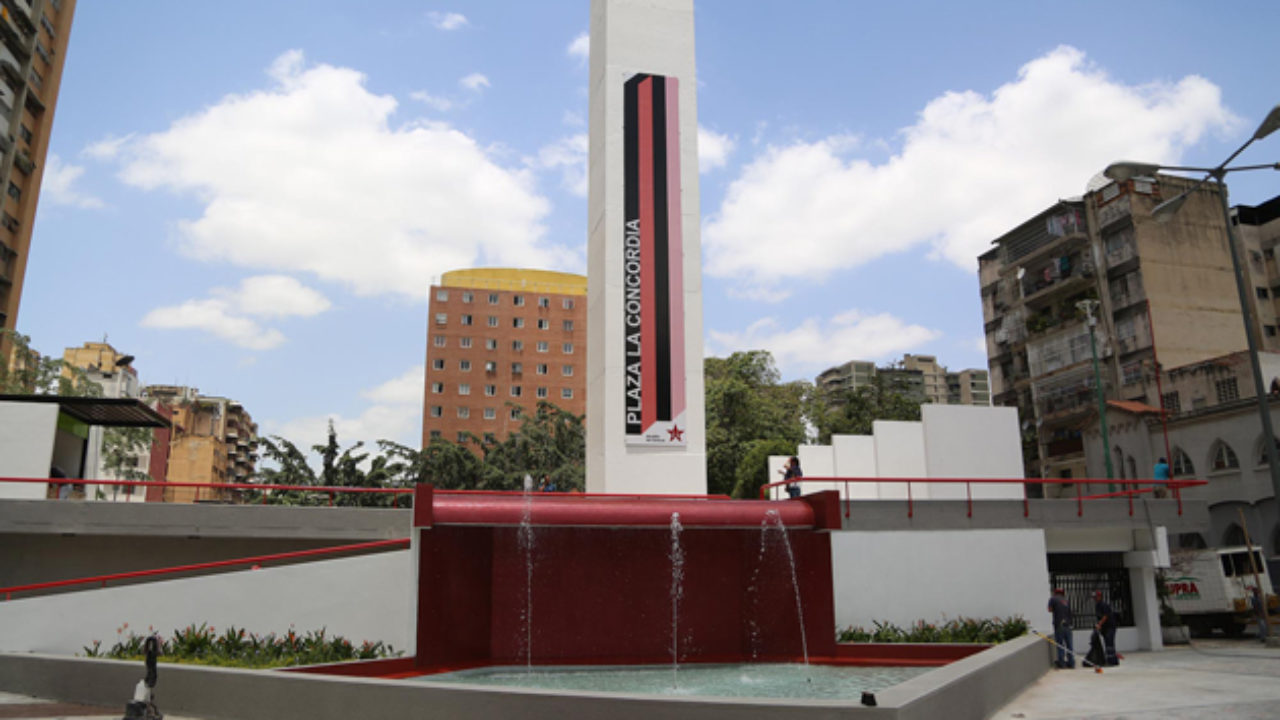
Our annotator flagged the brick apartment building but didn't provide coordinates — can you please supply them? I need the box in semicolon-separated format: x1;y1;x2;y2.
422;268;587;448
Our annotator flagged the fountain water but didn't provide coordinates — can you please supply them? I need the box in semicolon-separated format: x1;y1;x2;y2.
763;509;809;666
518;487;535;670
668;512;684;688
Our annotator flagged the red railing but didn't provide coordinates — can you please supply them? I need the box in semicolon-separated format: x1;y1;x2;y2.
0;538;410;600
760;476;1207;519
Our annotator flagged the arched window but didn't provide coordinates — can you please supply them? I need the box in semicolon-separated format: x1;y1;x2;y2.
1210;441;1240;471
1114;447;1126;478
1171;447;1195;476
1224;524;1247;547
1178;532;1207;550
1126;455;1137;480
1257;437;1280;466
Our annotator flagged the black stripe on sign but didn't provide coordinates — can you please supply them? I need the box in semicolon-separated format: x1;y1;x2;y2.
623;74;642;437
651;78;672;422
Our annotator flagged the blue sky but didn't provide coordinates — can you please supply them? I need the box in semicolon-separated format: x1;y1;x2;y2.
16;1;1280;453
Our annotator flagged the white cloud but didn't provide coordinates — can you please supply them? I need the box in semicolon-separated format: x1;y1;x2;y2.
266;365;425;457
567;32;589;63
41;154;104;209
703;46;1238;296
140;275;330;349
459;73;490;92
82;134;135;161
697;125;735;172
533;133;588;197
562;110;584;127
427;11;468;31
106;52;563;299
409;90;453;112
709;309;941;376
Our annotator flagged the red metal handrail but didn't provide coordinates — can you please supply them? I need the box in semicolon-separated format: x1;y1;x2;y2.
0;537;410;600
760;476;1207;520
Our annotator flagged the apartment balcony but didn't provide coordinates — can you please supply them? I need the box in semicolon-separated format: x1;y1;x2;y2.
1022;272;1092;308
0;39;21;87
1106;241;1138;272
1109;287;1146;313
12;148;33;175
0;2;33;41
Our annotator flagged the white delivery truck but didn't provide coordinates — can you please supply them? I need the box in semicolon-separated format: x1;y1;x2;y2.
1164;546;1278;637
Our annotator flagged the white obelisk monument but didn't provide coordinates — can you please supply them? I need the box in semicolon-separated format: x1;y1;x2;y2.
586;0;707;494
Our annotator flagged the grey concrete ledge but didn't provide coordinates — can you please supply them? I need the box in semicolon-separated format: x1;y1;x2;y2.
840;498;1209;533
1;639;1048;720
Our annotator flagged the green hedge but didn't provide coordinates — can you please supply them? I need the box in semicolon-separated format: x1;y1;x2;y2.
83;623;399;669
837;616;1028;644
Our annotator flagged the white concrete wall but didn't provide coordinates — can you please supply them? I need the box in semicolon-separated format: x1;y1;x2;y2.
874;421;926;500
0;551;414;656
0;402;58;499
586;0;706;494
921;405;1024;500
832;529;1051;634
832;435;877;499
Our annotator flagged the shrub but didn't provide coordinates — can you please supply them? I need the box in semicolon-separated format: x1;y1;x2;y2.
82;623;399;669
837;615;1028;644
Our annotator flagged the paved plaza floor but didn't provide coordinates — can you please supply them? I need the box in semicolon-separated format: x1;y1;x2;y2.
995;638;1280;719
0;690;200;720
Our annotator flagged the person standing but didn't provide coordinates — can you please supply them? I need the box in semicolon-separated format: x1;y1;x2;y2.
1048;588;1074;668
781;456;803;499
1250;586;1270;643
1153;457;1171;498
1094;590;1118;666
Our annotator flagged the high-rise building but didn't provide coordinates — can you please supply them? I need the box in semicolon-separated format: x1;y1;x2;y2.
61;341;150;500
422;268;587;449
816;354;990;407
142;385;257;503
979;175;1279;481
0;0;78;340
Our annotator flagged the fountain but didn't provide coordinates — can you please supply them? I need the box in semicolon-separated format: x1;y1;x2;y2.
764;508;810;666
669;511;684;688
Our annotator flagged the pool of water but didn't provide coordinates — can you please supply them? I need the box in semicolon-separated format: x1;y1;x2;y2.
412;663;931;700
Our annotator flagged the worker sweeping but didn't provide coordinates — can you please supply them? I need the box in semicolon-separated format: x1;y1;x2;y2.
120;635;162;720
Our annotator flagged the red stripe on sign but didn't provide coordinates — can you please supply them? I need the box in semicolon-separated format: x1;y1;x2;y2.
664;76;685;421
638;77;657;433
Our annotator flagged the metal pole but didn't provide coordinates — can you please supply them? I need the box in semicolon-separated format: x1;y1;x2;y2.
1216;177;1280;508
1081;300;1115;489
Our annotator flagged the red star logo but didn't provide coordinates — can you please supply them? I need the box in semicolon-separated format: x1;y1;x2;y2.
668;425;684;441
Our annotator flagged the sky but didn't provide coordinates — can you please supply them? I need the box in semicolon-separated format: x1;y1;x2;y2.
15;1;1280;455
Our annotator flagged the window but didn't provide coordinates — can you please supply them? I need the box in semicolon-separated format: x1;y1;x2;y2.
512;362;523;374
563;343;574;354
537;319;550;330
563;298;575;310
40;14;55;39
429;430;442;439
511;386;523;397
484;384;496;396
1258;437;1280;466
510;408;522;420
457;432;469;443
460;337;473;348
1259;287;1270;300
460;314;473;326
538;297;550;308
513;318;525;329
562;388;574;399
435;313;447;325
537;341;549;352
431;382;444;394
512;340;524;351
436;289;449;302
462;291;473;303
6;182;20;201
513;294;525;307
1162;391;1181;415
1121;362;1143;386
34;41;49;65
484;408;496;419
484;432;496;444
460;360;471;371
1211;441;1240;471
488;316;499;327
434;335;446;347
1215;378;1240;404
432;358;445;370
563;320;575;331
485;361;497;372
18;125;31;144
486;338;498;350
536;364;548;375
2;211;19;231
458;384;470;395
488;293;500;305
457;407;470;418
562;365;574;376
429;406;443;418
537;387;548;398
1268;325;1278;338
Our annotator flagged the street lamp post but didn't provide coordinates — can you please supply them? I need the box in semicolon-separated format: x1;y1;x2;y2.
1078;299;1115;488
1104;104;1280;514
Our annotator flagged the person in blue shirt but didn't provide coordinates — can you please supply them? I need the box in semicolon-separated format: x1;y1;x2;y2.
1153;457;1171;498
1094;591;1119;666
781;456;803;499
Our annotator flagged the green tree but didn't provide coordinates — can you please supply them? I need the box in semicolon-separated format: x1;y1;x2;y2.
0;329;101;396
809;373;922;444
478;401;585;491
731;437;799;499
703;351;809;497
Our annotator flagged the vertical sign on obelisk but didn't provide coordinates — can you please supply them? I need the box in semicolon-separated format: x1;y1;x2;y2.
587;0;706;493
